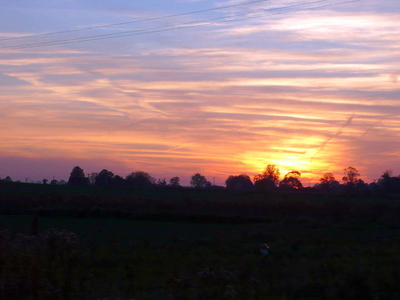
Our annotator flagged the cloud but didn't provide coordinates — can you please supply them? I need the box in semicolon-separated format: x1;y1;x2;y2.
0;2;399;185
390;73;399;84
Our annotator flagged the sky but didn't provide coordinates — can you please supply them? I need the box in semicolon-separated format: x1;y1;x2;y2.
0;0;399;185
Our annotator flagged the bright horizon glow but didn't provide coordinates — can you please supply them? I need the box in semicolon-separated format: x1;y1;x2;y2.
0;0;399;186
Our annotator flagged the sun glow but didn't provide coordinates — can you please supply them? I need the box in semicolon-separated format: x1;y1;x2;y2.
240;141;334;185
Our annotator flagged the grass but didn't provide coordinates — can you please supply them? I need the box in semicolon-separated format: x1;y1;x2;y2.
1;215;399;299
1;182;400;299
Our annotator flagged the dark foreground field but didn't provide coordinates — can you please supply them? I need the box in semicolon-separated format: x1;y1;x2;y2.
0;183;400;299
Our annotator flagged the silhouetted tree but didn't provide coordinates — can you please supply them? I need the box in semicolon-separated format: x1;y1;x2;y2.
42;178;48;185
68;166;89;186
377;170;400;193
254;165;280;191
356;178;366;187
190;173;211;188
50;179;58;185
380;170;393;183
342;166;360;185
279;171;303;189
318;172;340;190
169;176;181;187
113;175;125;187
157;178;167;187
368;181;380;194
4;176;12;182
126;171;155;188
95;169;114;187
225;174;254;191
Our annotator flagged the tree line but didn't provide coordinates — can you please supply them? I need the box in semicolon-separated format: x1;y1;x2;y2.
225;166;366;191
66;166;210;189
3;164;400;195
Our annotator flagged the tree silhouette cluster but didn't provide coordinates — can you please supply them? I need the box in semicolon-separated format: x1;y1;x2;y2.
66;166;181;189
226;165;304;191
190;173;212;188
64;168;214;189
3;164;400;195
226;165;400;195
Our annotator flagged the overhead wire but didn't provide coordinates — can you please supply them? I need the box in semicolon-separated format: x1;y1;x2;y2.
0;0;359;50
1;0;328;49
0;0;275;42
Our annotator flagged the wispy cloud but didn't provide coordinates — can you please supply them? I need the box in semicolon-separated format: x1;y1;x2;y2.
0;0;399;184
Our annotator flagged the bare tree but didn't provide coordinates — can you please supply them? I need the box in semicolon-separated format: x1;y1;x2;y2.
342;167;360;185
254;165;280;190
157;178;167;187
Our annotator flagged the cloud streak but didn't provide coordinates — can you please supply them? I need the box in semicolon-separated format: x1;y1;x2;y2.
310;113;355;162
0;0;400;184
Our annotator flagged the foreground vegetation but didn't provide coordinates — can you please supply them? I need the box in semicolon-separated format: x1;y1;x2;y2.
0;182;399;299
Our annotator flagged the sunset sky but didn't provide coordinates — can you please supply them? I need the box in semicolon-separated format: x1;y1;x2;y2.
1;0;399;185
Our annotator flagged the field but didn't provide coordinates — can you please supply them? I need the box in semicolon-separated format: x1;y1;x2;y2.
0;182;400;299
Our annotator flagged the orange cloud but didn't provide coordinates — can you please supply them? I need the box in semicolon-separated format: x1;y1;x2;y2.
1;3;399;185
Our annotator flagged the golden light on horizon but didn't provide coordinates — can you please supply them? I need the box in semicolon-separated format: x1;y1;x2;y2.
237;131;342;184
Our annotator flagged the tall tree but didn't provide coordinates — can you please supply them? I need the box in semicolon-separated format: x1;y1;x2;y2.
342;167;360;185
68;166;89;186
169;176;181;187
254;165;280;191
95;169;115;187
190;173;211;188
319;173;339;190
377;170;400;193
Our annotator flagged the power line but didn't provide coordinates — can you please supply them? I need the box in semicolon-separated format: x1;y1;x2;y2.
2;0;358;51
2;0;325;49
1;0;328;49
0;0;359;51
0;0;273;42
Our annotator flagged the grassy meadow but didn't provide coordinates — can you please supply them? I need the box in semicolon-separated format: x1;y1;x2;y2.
0;182;399;299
